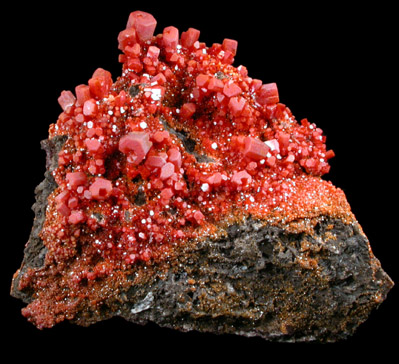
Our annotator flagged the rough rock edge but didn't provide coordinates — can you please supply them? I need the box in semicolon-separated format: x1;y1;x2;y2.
11;136;67;302
11;137;394;342
70;216;393;342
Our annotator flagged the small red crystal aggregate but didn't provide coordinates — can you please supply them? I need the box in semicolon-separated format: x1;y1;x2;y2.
19;10;348;329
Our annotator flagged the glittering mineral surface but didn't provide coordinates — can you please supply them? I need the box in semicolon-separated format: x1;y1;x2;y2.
11;10;393;336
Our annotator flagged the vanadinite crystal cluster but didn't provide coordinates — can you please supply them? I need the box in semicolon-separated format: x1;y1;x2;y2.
11;11;393;340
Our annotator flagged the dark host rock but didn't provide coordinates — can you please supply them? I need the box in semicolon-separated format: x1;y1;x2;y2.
11;136;67;304
11;137;394;342
114;217;393;342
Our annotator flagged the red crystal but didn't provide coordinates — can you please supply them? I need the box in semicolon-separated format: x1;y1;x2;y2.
256;83;279;105
147;46;160;59
75;85;91;106
118;132;152;165
56;202;71;217
180;28;200;48
126;11;157;43
88;68;113;100
163;26;179;49
55;190;69;204
181;103;196;118
118;28;137;50
196;74;210;88
325;149;335;159
193;210;205;225
145;155;166;169
223;82;242;98
68;210;86;225
208;77;224;92
84;138;103;154
231;170;252;186
160;187;174;200
66;172;87;190
160;162;175;180
228;96;246;116
222;38;238;56
167;148;182;168
243;137;269;160
89;177;113;200
83;99;98;117
58;91;76;111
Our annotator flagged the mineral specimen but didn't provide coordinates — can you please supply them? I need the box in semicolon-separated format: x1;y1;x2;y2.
11;10;393;341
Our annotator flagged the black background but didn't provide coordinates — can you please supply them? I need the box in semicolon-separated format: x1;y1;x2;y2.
3;1;397;358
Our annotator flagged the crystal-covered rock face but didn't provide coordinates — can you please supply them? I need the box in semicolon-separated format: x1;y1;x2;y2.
11;10;393;339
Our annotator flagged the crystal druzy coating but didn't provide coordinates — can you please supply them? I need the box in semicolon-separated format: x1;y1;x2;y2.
11;10;392;334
